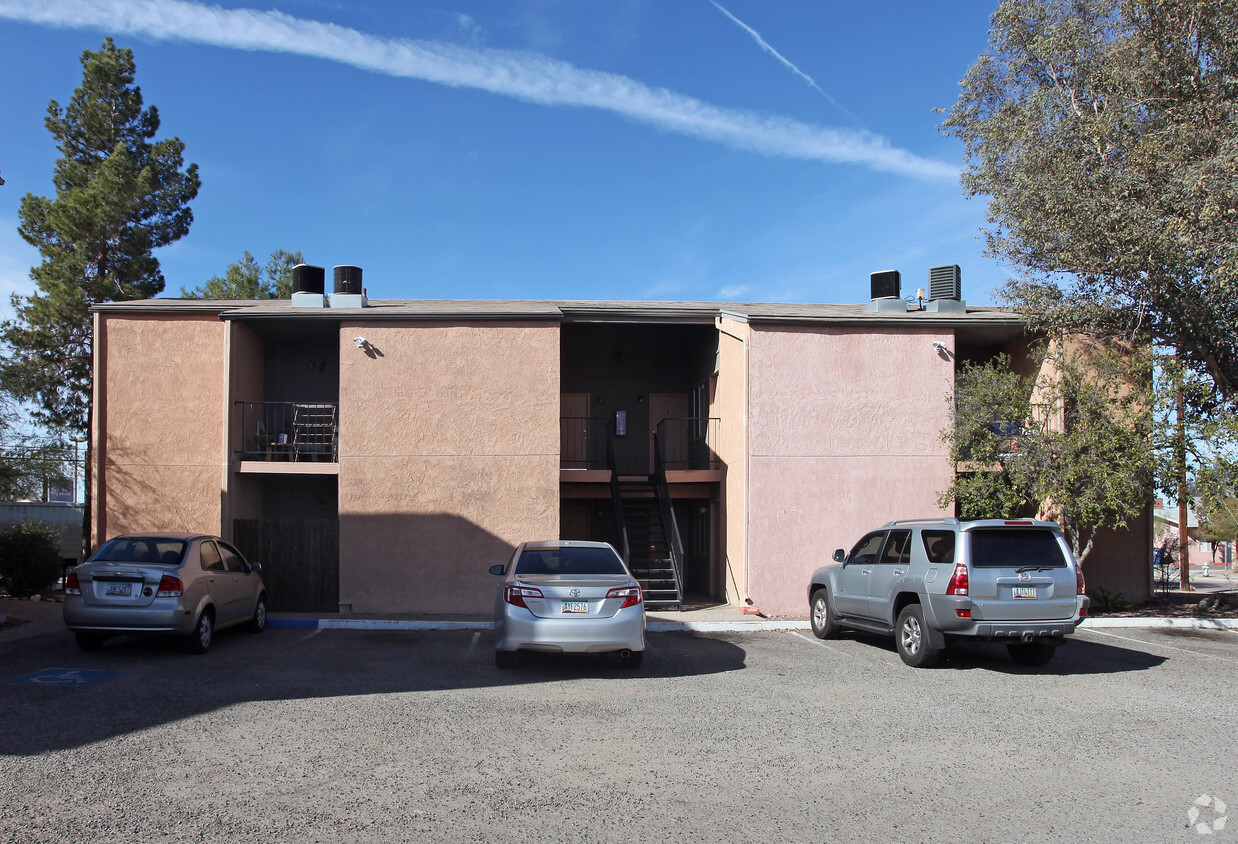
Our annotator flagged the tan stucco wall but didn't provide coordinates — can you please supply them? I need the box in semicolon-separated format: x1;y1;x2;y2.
337;321;560;614
745;326;956;616
714;318;750;606
94;314;228;544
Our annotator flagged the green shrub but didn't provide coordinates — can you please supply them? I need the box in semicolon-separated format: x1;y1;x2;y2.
0;520;63;598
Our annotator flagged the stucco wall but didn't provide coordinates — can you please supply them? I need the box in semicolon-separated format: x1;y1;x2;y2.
337;321;560;614
95;314;227;543
714;319;750;607
745;326;956;616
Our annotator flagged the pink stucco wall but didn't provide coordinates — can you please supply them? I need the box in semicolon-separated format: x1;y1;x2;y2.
714;319;750;606
743;326;956;616
94;314;228;544
337;321;560;614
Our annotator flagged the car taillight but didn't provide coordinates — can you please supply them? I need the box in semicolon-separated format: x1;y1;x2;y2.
606;585;642;609
157;575;183;597
65;572;81;596
504;584;543;608
945;562;969;596
1076;566;1086;595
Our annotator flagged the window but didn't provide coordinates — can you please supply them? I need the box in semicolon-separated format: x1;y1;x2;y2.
849;533;885;566
921;531;955;565
515;547;628;576
969;529;1066;568
218;543;247;573
90;538;186;564
880;530;912;565
199;541;225;573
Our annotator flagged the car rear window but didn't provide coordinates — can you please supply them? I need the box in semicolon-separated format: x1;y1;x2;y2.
90;538;187;565
968;528;1067;568
515;547;627;576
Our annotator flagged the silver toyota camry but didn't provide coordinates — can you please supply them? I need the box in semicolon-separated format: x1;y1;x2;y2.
489;540;645;669
63;533;268;654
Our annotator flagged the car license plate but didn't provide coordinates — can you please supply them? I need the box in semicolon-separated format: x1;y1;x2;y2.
105;583;132;597
1012;586;1038;599
561;601;588;614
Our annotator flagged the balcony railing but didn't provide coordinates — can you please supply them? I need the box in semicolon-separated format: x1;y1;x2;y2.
236;401;338;463
561;415;611;470
655;417;720;470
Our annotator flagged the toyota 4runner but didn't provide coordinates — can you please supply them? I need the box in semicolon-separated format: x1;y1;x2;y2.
807;518;1089;667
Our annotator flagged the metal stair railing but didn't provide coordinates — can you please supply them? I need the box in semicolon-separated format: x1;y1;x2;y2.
651;428;685;611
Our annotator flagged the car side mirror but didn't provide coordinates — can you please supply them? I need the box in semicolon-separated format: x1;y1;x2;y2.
832;549;846;563
249;562;262;573
489;564;505;576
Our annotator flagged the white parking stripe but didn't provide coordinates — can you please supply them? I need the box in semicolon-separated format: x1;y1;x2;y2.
1081;628;1238;664
788;630;895;667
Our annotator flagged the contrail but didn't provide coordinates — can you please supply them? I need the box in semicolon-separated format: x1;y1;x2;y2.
707;0;864;126
0;0;952;180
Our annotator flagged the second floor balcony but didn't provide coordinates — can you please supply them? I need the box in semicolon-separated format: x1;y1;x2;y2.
235;401;338;464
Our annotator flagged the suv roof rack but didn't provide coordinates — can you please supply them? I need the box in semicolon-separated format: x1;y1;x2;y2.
882;517;960;527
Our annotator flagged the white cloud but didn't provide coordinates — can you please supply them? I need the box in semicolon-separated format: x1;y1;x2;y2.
716;284;751;300
0;0;958;181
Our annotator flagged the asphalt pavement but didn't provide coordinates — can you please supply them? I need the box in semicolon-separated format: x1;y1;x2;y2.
2;609;1236;843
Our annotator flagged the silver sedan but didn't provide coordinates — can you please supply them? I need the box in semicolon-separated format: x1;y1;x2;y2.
489;540;645;669
63;533;267;653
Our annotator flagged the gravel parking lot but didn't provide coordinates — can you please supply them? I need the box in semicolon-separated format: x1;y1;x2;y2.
2;620;1236;842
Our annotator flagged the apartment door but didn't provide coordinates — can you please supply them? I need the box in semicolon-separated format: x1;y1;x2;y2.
561;393;591;469
649;393;689;473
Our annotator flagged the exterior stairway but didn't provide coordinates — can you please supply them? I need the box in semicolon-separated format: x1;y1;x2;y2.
616;477;683;610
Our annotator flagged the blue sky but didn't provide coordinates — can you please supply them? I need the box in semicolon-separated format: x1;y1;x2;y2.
0;0;1009;310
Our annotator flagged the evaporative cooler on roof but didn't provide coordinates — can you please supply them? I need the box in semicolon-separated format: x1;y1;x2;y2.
929;265;961;301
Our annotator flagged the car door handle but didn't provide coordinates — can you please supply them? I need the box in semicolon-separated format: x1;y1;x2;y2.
860;568;871;575
893;569;906;576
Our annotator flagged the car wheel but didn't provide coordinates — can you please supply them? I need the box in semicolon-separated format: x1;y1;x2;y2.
75;632;105;651
1007;642;1056;667
810;588;840;639
618;650;644;669
187;610;214;654
895;604;941;668
495;649;517;669
248;594;267;633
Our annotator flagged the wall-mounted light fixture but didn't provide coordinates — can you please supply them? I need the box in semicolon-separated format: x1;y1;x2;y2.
353;336;367;349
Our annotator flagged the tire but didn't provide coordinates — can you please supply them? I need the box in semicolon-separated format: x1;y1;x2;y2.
495;649;517;669
1007;642;1056;667
247;594;267;634
75;632;105;651
895;604;941;668
809;588;840;639
619;650;644;670
187;610;214;654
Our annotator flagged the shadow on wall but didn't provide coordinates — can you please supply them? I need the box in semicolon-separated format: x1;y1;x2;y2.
338;512;544;616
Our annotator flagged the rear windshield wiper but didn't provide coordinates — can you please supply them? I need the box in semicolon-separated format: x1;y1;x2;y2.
1015;565;1060;573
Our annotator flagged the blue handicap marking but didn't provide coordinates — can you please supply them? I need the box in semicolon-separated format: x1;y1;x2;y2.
8;668;125;686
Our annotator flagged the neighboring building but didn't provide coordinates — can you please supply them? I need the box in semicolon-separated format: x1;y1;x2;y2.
0;501;86;565
90;267;1151;616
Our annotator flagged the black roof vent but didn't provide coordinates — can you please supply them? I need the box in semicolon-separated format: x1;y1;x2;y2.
870;270;901;300
291;264;325;295
333;265;363;295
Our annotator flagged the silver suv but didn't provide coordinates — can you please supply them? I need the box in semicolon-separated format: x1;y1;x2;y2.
807;518;1089;667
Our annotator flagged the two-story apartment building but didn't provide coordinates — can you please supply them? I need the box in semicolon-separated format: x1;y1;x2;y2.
90;267;1151;617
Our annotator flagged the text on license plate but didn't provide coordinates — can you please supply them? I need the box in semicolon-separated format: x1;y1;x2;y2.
1012;586;1038;599
105;583;133;597
561;601;589;614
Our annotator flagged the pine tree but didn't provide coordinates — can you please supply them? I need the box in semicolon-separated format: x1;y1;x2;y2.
1;38;199;544
181;249;304;299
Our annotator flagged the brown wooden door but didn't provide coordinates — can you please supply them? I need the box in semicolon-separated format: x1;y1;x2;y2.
648;393;689;473
561;393;591;469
